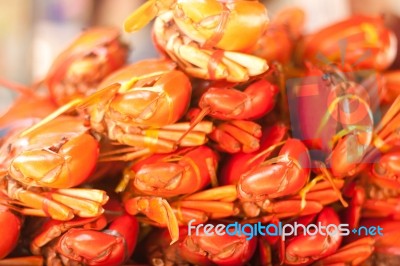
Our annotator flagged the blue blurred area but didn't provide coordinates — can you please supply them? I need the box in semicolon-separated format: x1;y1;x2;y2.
0;0;156;113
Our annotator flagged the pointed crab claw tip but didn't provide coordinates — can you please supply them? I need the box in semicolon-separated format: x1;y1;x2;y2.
123;21;135;33
123;0;160;33
103;195;110;204
170;238;178;245
300;201;306;211
123;13;148;33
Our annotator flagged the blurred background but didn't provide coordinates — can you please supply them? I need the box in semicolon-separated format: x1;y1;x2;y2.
0;0;399;110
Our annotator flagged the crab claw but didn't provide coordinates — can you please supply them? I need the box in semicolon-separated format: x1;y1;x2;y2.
124;196;179;244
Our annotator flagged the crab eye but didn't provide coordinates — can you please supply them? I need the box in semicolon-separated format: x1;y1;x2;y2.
322;73;330;80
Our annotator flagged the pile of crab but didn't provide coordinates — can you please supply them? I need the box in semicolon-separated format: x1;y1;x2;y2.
1;1;400;265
